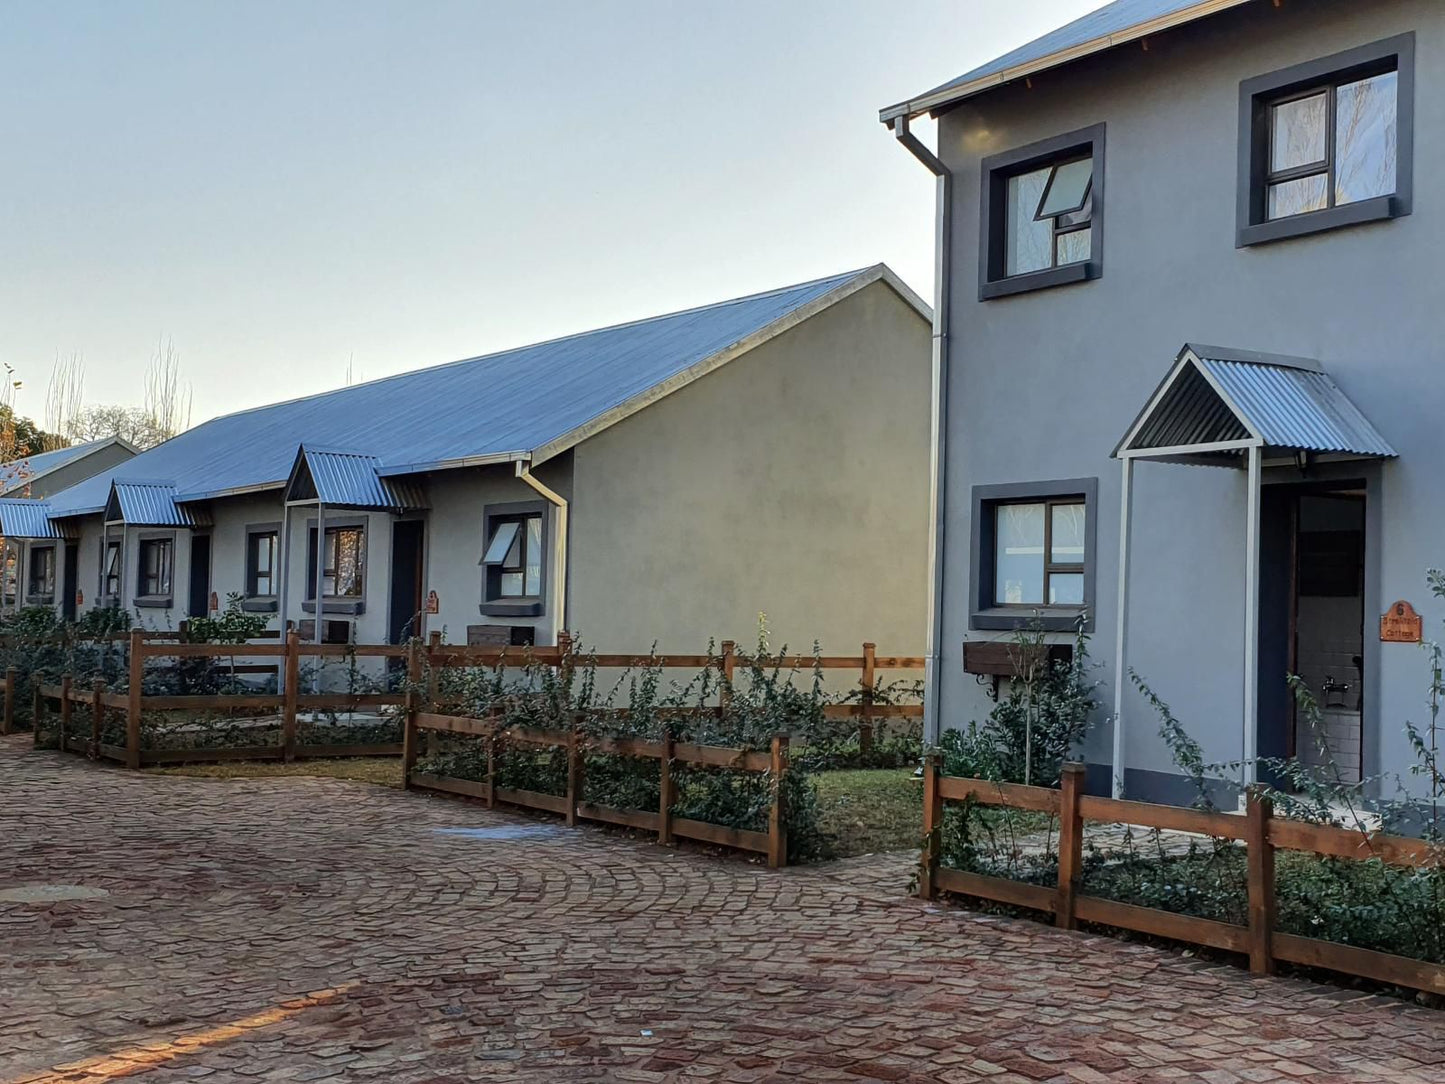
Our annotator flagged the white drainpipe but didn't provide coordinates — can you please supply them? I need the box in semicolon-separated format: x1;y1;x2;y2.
891;114;952;746
516;461;568;646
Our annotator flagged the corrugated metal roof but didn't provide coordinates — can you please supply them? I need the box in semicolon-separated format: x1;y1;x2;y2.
881;0;1253;121
287;448;428;511
1116;345;1396;460
49;266;914;518
1198;355;1397;459
106;482;212;527
0;499;67;539
0;438;122;496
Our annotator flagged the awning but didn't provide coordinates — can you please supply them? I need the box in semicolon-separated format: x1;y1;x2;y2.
0;499;68;540
284;446;427;512
105;481;211;527
1114;345;1396;465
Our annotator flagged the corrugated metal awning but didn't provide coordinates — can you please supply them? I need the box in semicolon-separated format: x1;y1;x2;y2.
0;499;68;539
1114;345;1396;464
285;447;427;512
105;481;212;527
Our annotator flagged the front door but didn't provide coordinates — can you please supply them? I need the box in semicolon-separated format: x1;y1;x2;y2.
188;534;212;618
388;520;425;644
61;543;78;621
1258;485;1366;786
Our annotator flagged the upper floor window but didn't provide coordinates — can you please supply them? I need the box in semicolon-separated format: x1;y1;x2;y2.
1238;34;1413;247
979;124;1105;300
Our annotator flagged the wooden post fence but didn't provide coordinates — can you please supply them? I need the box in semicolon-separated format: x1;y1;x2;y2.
719;640;736;714
768;733;789;869
31;677;43;748
126;629;143;770
282;629;300;761
92;678;105;757
1055;762;1085;930
658;727;675;846
859;642;876;756
402;639;421;788
919;753;942;900
1246;784;1276;975
58;675;72;753
3;666;15;735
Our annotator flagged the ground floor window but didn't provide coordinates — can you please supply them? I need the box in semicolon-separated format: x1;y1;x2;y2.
102;539;121;599
3;542;18;606
971;478;1097;631
138;537;173;599
308;524;365;599
247;528;278;597
483;515;542;599
27;545;55;601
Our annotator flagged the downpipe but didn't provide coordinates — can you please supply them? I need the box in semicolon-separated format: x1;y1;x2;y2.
516;461;568;647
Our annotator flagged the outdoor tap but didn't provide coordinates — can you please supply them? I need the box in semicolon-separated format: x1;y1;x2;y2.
1322;676;1351;709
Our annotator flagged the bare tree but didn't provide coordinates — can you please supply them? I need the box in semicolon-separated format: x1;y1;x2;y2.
44;351;85;452
143;336;192;445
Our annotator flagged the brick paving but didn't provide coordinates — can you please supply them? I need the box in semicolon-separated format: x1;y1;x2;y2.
2;736;1443;1083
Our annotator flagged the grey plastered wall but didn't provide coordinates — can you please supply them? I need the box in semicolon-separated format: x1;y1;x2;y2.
565;279;931;658
422;456;572;646
208;493;287;629
934;0;1444;797
281;508;394;646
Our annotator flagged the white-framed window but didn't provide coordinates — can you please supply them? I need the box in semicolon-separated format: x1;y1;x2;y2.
482;515;542;599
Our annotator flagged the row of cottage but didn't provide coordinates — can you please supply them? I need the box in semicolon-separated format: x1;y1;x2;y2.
6;0;1442;804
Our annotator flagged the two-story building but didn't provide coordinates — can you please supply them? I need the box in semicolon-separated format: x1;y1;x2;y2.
7;266;931;661
884;0;1437;802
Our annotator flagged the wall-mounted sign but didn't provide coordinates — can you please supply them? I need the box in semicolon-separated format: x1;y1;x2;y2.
1380;600;1423;643
425;590;440;615
209;591;220;613
75;589;83;608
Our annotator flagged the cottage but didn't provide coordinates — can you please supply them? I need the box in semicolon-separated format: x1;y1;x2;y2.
14;266;931;659
884;0;1437;802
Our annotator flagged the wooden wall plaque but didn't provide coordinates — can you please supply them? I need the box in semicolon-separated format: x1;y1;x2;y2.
1380;601;1423;644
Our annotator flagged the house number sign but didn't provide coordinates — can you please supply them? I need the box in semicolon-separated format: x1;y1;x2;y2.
425;590;440;614
1380;600;1423;644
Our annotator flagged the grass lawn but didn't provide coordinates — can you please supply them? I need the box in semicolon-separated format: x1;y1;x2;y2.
147;758;403;787
815;768;922;858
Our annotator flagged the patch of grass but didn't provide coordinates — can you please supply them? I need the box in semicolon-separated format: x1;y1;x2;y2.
146;757;403;788
815;768;922;857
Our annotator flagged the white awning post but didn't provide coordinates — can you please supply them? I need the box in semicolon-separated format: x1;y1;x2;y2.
1242;445;1262;789
1111;457;1134;800
314;499;326;695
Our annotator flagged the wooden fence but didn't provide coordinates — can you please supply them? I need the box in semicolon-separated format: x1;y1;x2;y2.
920;758;1445;996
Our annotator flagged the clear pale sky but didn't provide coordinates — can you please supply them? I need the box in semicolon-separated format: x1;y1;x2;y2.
1;0;1100;425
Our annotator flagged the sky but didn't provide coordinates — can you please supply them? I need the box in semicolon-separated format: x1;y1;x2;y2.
0;0;1102;426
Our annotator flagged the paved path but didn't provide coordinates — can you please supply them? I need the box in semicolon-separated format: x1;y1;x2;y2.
3;737;1443;1083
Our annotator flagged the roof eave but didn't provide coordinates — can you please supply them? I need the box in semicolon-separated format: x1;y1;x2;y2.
879;0;1255;123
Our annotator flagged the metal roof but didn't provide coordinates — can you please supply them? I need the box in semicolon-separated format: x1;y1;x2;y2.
286;447;428;511
49;265;924;518
0;499;67;539
105;481;212;527
0;437;133;497
1116;345;1397;462
881;0;1253;121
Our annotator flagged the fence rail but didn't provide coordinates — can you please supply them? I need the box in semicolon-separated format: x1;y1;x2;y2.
920;758;1445;996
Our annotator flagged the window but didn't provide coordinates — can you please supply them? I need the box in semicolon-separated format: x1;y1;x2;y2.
483;515;542;598
1238;34;1413;247
137;537;173;599
970;479;1097;632
480;501;548;617
246;529;278;597
101;539;121;599
979;124;1105;300
26;545;55;601
309;525;364;598
3;543;18;607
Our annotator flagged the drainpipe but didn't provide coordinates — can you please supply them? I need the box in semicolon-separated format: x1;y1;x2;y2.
516;461;568;647
891;114;952;746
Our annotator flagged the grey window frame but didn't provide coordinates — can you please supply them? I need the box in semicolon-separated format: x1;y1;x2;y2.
1236;33;1414;248
480;499;548;618
135;531;175;608
970;478;1098;632
243;522;281;613
303;516;367;615
978;124;1106;301
101;538;121;602
25;543;56;604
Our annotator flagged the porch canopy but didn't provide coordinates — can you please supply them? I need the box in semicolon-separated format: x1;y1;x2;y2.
1108;345;1396;799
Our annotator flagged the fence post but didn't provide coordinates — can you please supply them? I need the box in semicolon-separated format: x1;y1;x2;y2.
402;638;421;789
31;678;43;748
658;726;674;846
425;631;442;760
92;678;104;758
126;628;143;770
486;716;498;809
1246;784;1277;975
3;665;14;734
920;753;942;900
58;675;72;753
282;630;299;762
565;723;581;827
719;640;736;716
768;733;789;869
1056;762;1086;930
859;642;876;757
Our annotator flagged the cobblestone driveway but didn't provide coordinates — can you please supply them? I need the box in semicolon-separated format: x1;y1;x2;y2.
3;737;1444;1084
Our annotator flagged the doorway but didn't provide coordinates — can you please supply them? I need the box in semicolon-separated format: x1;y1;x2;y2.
1258;486;1365;785
388;520;425;645
188;534;212;619
62;543;78;621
